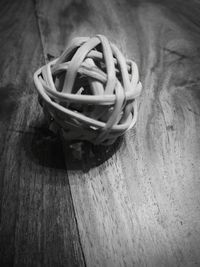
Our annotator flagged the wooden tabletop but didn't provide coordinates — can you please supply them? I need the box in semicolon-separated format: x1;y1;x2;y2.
1;0;200;266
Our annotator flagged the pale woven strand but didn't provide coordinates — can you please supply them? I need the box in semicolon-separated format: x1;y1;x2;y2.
34;35;142;145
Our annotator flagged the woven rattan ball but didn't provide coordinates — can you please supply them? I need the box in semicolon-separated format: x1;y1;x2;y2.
34;35;142;145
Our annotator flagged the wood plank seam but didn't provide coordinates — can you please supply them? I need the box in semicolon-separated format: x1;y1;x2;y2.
33;1;87;266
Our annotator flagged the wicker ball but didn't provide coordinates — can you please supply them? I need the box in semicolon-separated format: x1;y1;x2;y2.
34;35;142;145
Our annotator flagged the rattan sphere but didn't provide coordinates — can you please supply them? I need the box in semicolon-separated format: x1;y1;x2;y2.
34;35;142;145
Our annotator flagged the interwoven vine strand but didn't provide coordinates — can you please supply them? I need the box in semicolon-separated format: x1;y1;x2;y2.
34;35;142;145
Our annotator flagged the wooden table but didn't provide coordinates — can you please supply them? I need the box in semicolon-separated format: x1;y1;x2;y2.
1;0;200;266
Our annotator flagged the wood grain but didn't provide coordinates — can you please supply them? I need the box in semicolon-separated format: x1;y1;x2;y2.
36;0;200;266
0;1;85;266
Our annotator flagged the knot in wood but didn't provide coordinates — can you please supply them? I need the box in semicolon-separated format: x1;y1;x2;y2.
34;35;142;145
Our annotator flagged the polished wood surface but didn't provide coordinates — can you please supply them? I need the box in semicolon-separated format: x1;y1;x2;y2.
1;0;200;266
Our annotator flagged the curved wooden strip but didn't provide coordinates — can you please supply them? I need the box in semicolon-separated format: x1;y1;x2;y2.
34;35;141;144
